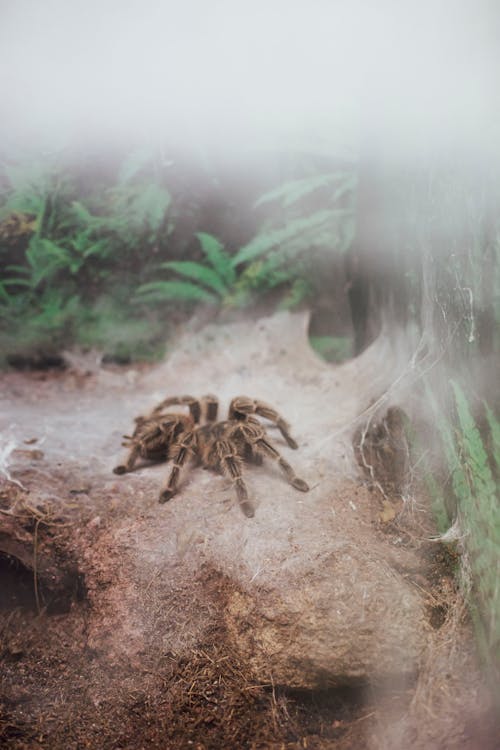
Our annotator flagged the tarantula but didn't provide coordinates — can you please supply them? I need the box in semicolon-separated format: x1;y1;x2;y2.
113;394;309;517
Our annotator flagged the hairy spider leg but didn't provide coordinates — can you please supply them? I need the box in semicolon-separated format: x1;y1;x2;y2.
114;416;189;475
229;397;298;449
202;394;219;422
152;395;202;424
234;422;309;492
257;437;309;491
159;430;196;503
114;424;165;473
244;442;264;465
113;442;143;474
212;439;254;518
256;405;298;450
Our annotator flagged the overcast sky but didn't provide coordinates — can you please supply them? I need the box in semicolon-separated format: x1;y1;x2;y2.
0;0;498;158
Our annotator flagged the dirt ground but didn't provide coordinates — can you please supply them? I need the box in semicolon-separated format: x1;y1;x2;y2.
0;314;498;749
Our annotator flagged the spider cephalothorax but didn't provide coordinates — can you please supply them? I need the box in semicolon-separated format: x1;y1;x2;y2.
113;394;309;517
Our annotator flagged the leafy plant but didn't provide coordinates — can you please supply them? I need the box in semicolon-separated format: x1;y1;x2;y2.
135;233;234;304
0;150;178;363
425;380;500;672
254;171;356;209
1;151;358;363
135;232;312;309
134;169;357;310
237;170;357;265
231;169;356;306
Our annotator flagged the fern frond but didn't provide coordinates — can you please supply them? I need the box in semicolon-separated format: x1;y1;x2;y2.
196;232;235;285
160;261;227;295
452;382;497;502
484;402;500;477
232;209;341;267
134;281;217;304
255;172;355;208
278;278;311;310
71;201;106;229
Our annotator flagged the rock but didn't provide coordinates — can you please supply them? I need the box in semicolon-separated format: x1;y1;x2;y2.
224;545;424;688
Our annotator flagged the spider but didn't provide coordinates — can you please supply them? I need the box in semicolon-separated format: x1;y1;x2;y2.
113;394;309;517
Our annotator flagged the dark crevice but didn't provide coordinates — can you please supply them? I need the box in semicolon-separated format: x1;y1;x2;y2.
427;603;448;630
0;551;85;615
6;354;67;371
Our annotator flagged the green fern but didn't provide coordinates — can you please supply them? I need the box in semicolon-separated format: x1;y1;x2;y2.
425;383;500;668
232;209;342;267
484;402;500;477
134;280;217;304
6;237;70;289
135;233;234;304
159;261;228;295
196;232;236;286
452;382;497;510
70;200;107;231
276;278;311;310
439;382;500;663
107;183;171;239
0;160;51;219
255;171;356;209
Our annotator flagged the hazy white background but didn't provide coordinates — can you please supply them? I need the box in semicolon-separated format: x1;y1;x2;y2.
0;0;498;157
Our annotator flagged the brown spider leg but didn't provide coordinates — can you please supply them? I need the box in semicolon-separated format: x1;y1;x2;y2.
133;415;147;429
229;397;298;449
159;430;195;504
152;395;202;423
249;435;309;492
214;439;254;518
114;443;142;474
244;442;263;466
254;404;298;449
114;422;167;474
202;394;219;422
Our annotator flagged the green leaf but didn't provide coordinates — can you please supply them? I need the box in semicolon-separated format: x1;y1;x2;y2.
3;192;45;219
160;261;227;295
71;200;105;229
484;402;500;477
3;277;33;288
452;381;496;500
196;232;235;285
39;238;71;263
0;281;9;298
255;171;355;209
6;264;30;275
135;184;171;230
232;209;338;267
277;278;311;310
134;281;217;304
110;184;171;236
82;239;110;259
